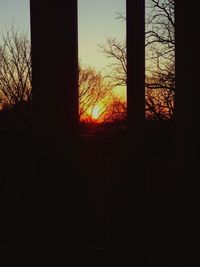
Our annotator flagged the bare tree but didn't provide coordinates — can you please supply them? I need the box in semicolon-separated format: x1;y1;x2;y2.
79;65;113;121
99;38;126;87
99;0;175;120
0;28;114;124
145;0;175;119
0;27;32;112
101;96;127;123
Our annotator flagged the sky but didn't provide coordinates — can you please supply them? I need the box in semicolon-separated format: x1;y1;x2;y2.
78;0;126;100
0;0;30;36
78;0;126;72
0;0;125;72
0;0;126;98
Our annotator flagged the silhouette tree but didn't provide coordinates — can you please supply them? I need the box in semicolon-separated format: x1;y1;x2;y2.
99;0;175;120
0;28;127;127
79;65;113;122
0;27;32;112
145;0;175;119
101;96;127;124
99;38;126;87
0;28;114;125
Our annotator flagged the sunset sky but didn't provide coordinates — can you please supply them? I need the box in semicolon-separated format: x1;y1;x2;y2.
0;0;126;104
78;0;126;71
0;0;125;71
78;0;126;101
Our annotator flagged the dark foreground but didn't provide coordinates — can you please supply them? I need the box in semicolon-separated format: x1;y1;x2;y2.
0;121;179;265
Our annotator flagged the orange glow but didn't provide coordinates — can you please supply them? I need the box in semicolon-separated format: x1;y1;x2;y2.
79;87;127;123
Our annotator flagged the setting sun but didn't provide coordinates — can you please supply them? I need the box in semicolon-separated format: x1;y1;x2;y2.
91;104;103;121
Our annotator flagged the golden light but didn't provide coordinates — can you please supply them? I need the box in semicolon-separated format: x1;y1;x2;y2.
91;105;102;120
112;86;126;101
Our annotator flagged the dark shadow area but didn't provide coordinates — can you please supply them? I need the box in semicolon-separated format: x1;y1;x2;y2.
79;118;175;263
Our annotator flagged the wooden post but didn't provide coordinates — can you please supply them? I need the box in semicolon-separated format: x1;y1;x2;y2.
175;1;200;266
127;0;145;264
30;0;79;261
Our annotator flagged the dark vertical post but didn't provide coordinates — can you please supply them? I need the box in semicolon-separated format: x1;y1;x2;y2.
127;0;145;265
175;1;200;266
30;0;79;261
31;1;78;138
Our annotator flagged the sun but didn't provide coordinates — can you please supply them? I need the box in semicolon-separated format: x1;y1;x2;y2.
80;102;106;123
91;105;102;120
